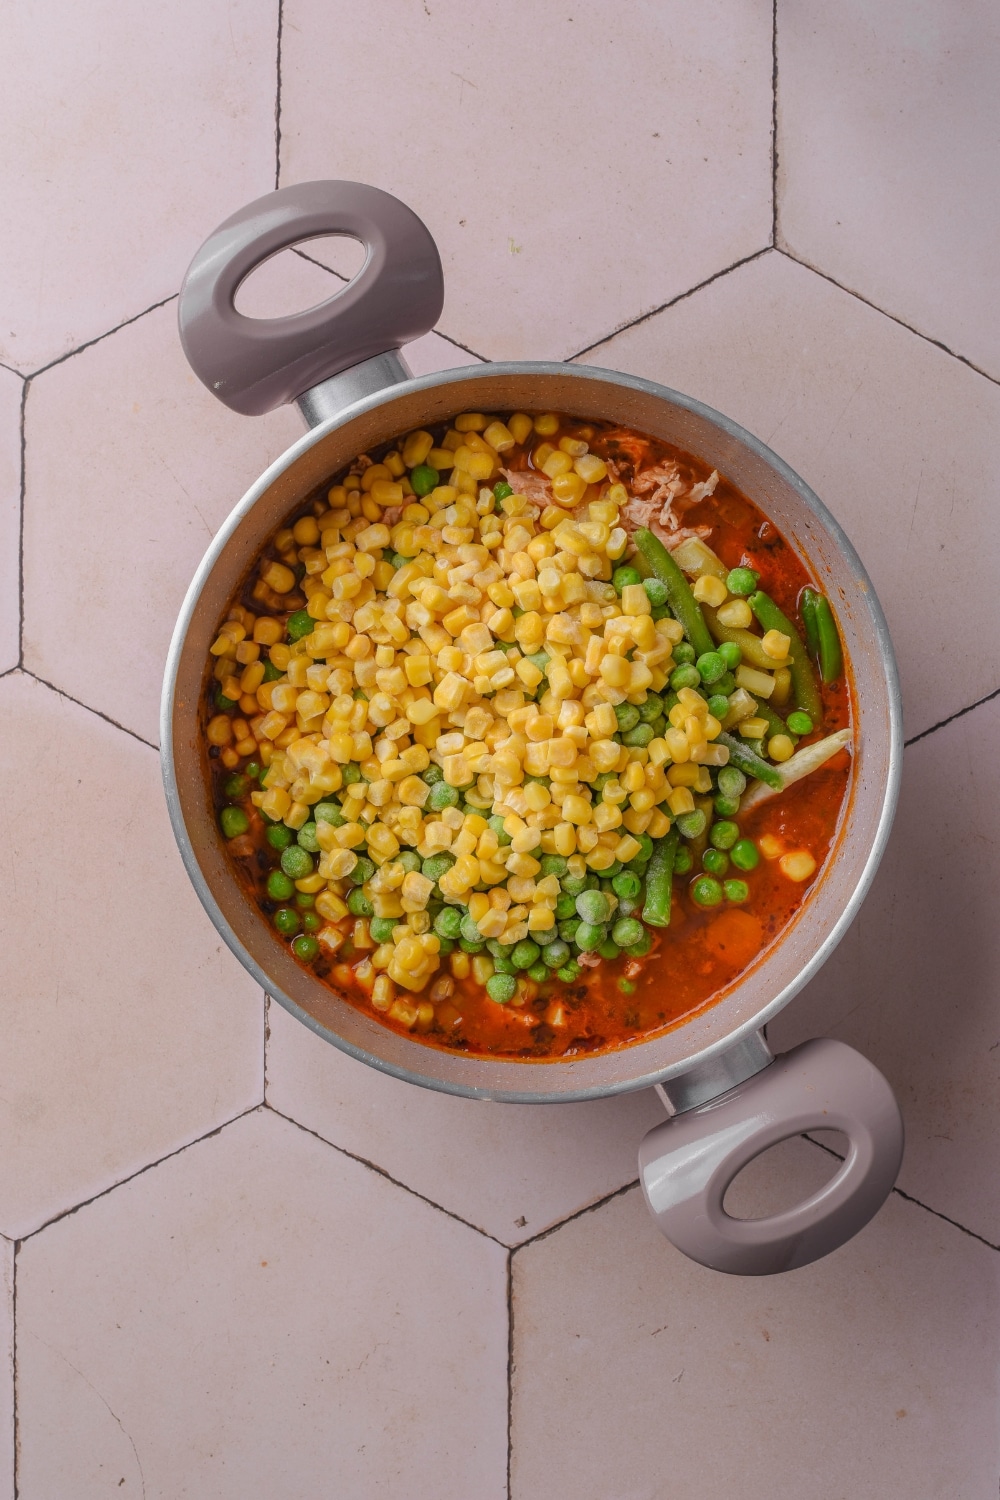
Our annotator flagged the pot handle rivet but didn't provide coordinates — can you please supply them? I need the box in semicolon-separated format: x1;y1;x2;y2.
639;1038;904;1275
177;180;444;416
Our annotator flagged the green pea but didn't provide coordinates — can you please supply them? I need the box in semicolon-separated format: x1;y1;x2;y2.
422;763;445;785
717;766;747;798
713;671;736;696
592;772;615;793
460;914;482;945
642;578;670;608
427;781;460;811
613;565;642;593
410;464;440;497
543;940;570;968
576;889;611;925
292;934;319;962
703;848;729;876
730;838;760;872
436;937;456;955
618;978;636;995
615;703;640;733
434;907;463;940
533;926;558;946
302;912;321;933
675;809;707;840
314;802;346;826
346;888;373;917
611;916;644;947
557;963;581;983
718;639;742;670
220;806;249;839
223;773;251;800
616;896;640;917
369;916;398;943
714;794;741;818
489;815;513;845
244;761;262;781
493;955;517;975
696;651;726;685
555;892;578;920
273;906;300;935
459;937;485;954
422;853;455;882
527;961;549;982
295;891;316;909
691;876;724;908
487;973;517;1003
724;879;750;903
623;723;654;748
710;820;740;851
286;609;314;641
526;651;550;674
673;642;696;665
267;869;295;901
486;939;514;959
597;938;620;960
623;929;652;957
670;663;701;692
673;846;693;875
604;861;623;879
574;921;606;953
561;872;588;897
350;856;376;884
726;567;759;596
539;854;569;879
707;694;730;720
266;823;294;852
491;479;513;501
511;940;540;970
296;821;320;853
341;763;362;785
280;846;313;880
635;833;655;863
397;851;421;873
787;711;814;735
612;870;641;901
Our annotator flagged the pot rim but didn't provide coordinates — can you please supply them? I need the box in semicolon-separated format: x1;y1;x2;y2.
161;360;902;1103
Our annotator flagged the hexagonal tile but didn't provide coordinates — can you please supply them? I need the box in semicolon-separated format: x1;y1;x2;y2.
16;1108;508;1499
266;1000;663;1246
578;250;1000;740
512;1141;1000;1499
769;693;1000;1248
777;0;1000;382
0;366;22;676
22;299;303;746
279;0;774;361
0;673;262;1238
0;0;277;373
0;1237;11;1500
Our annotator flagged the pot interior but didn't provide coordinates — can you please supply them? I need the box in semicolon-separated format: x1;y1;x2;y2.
163;364;900;1102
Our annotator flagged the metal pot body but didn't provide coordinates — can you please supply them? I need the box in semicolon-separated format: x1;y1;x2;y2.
162;357;900;1105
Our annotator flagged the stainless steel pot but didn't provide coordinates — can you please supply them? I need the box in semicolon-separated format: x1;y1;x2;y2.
162;181;904;1275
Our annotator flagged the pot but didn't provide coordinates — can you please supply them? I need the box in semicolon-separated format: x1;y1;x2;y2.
163;180;904;1275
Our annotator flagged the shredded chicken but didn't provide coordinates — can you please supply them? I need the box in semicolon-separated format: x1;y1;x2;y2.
618;458;716;547
381;505;403;528
502;466;553;504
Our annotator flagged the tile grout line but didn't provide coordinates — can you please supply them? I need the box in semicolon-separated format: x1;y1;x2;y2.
20;671;158;752
775;248;1000;391
289;246;491;364
506;1249;514;1500
770;0;779;245
262;1101;509;1248
15;1103;262;1244
903;684;1000;748
804;1133;1000;1253
567;248;772;363
274;0;284;189
25;292;180;381
16;377;27;671
513;1176;641;1254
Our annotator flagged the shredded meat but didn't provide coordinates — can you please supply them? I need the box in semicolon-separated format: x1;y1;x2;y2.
502;466;553;504
381;505;402;528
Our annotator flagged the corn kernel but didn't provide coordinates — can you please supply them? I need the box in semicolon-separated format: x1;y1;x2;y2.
779;850;817;882
768;733;795;762
761;628;792;661
717;599;753;629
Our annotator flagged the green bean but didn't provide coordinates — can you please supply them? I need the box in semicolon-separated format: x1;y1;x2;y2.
701;605;779;671
749;590;823;723
633;530;714;658
801;588;821;661
814;593;844;683
717;731;784;789
642;828;679;928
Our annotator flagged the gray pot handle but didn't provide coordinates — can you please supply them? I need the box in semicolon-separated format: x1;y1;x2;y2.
178;180;444;416
639;1039;903;1275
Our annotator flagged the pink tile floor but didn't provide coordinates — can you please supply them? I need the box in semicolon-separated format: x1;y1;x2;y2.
2;2;998;1494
